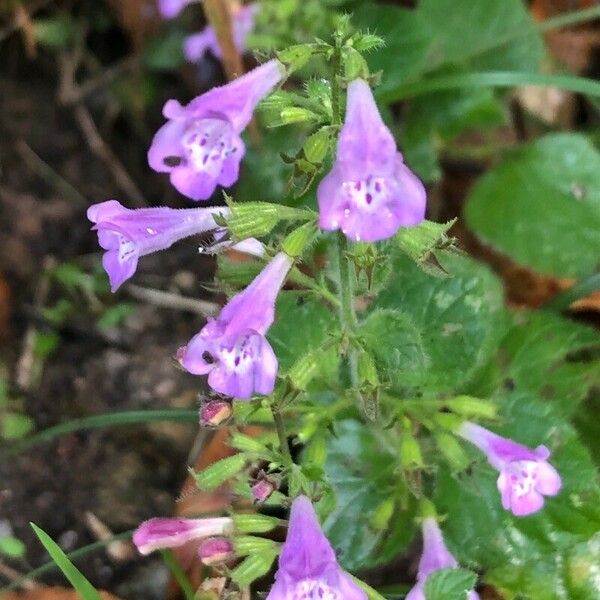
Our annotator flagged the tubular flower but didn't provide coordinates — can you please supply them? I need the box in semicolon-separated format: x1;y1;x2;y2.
459;422;562;517
318;79;426;242
178;252;293;399
266;495;366;600
406;518;479;600
184;3;258;62
148;59;283;201
87;200;263;292
157;0;195;19
133;516;233;555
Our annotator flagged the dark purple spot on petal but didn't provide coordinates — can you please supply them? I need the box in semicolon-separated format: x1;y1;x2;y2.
163;156;182;167
234;357;240;366
375;181;381;192
355;182;361;191
366;193;373;204
203;155;209;164
202;351;215;364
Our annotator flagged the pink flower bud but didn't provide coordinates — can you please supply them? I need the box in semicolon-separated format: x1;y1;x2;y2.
251;478;276;504
198;537;234;565
200;399;233;427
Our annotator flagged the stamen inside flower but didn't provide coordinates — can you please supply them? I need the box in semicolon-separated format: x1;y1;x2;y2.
181;118;237;176
292;579;340;600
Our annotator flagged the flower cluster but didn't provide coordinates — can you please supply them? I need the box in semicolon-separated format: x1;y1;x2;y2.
83;19;564;598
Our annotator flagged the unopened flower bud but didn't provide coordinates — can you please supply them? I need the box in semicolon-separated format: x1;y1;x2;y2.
200;399;233;427
198;537;235;566
251;478;276;504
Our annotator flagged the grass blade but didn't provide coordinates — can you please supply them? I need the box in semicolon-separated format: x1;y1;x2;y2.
0;531;134;593
161;550;196;600
2;409;198;456
379;71;600;103
30;523;102;600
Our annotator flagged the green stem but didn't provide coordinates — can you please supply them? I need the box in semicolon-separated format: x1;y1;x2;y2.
161;549;196;600
271;405;293;464
331;46;343;126
336;232;357;330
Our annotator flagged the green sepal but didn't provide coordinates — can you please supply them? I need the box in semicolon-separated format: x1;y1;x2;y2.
226;201;313;240
303;126;334;164
288;349;322;390
370;497;395;531
232;513;283;534
434;431;470;472
445;395;497;419
234;535;279;557
343;46;369;80
189;453;247;491
282;221;317;258
230;550;279;588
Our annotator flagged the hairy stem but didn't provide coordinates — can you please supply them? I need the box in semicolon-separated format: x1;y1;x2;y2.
272;405;293;464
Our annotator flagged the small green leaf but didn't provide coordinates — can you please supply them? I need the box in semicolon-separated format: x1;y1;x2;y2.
190;454;247;491
31;523;102;600
465;133;600;277
424;567;477;600
303;127;332;164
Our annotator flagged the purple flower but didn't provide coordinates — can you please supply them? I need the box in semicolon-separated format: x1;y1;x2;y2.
148;59;283;201
87;200;263;292
133;516;233;555
406;518;479;600
318;79;426;242
459;422;562;517
266;495;366;600
178;252;293;399
157;0;194;19
184;3;258;62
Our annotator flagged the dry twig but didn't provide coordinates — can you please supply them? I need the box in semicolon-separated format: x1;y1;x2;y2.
125;284;220;316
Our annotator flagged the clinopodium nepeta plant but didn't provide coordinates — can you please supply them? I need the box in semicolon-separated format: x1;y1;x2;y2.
85;14;570;600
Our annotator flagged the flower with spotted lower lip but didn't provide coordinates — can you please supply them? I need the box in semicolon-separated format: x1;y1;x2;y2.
266;495;366;600
148;59;283;201
459;422;561;516
178;252;293;399
318;78;426;242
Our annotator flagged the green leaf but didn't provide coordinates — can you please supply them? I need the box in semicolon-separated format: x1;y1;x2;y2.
322;420;416;571
143;29;185;71
30;523;102;600
418;0;544;72
352;5;431;99
191;454;247;491
500;311;600;416
401;84;505;181
0;536;26;559
374;252;505;393
424;568;477;600
359;309;428;388
268;292;338;377
465;133;600;277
